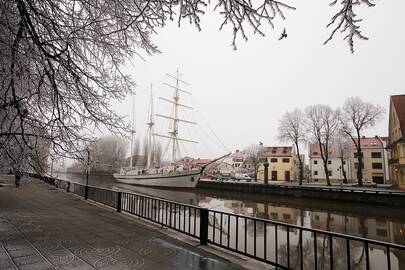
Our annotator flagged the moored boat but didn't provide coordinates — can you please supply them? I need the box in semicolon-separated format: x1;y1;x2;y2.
113;70;228;188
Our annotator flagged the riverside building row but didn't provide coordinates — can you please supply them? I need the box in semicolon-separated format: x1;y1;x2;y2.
309;136;390;184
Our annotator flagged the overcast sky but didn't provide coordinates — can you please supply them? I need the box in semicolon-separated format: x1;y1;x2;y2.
111;0;405;159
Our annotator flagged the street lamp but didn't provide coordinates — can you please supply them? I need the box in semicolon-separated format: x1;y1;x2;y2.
50;157;54;177
263;160;269;185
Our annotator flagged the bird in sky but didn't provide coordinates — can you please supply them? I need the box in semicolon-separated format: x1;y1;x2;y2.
279;28;287;40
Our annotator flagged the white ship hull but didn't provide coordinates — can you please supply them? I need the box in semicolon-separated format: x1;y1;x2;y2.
113;170;200;188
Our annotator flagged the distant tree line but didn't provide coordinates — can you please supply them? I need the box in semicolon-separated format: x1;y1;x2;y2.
67;136;162;174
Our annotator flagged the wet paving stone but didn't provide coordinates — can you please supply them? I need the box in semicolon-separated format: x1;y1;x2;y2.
0;177;246;269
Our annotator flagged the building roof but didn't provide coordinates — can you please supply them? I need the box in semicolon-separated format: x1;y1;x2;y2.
230;150;245;158
391;95;405;138
309;144;341;159
349;136;383;149
264;146;293;157
309;137;384;159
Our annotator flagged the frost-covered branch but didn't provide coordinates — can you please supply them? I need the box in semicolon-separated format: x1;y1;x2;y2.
325;0;375;53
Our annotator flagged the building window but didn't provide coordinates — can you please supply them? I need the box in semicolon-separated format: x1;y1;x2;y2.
282;158;290;163
354;163;364;169
314;160;318;165
313;151;318;155
371;152;382;159
314;171;318;176
372;163;383;169
372;176;384;184
376;229;388;237
328;160;332;165
270;158;278;163
343;160;346;165
283;214;291;220
270;212;278;219
328;170;332;176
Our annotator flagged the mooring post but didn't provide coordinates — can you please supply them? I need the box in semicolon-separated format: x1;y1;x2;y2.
200;208;209;245
117;192;122;212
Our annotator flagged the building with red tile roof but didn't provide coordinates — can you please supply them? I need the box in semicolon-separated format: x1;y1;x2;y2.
257;146;297;182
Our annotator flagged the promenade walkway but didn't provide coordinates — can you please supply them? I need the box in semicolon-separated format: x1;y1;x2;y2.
0;176;245;270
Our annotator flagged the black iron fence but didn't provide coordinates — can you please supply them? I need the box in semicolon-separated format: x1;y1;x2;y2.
32;173;405;270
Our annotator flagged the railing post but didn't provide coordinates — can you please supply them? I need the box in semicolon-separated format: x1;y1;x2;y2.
84;185;89;200
200;208;209;245
117;192;122;212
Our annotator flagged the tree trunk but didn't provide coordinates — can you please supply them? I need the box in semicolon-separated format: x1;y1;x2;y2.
340;157;348;184
356;133;363;186
323;160;331;186
254;165;258;182
318;140;331;186
295;141;303;185
356;147;363;186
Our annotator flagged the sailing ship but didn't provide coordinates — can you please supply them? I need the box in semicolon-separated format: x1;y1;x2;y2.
113;71;227;188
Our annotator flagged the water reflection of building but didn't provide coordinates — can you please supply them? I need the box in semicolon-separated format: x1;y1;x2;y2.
223;201;253;216
255;203;299;225
310;211;395;243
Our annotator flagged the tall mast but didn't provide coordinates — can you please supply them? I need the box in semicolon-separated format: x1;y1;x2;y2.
153;70;198;168
129;93;136;168
171;69;180;164
146;84;154;169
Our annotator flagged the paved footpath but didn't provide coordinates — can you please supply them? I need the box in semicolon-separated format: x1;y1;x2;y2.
0;176;245;270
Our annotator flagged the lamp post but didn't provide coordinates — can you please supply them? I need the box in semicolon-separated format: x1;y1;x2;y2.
263;160;269;185
50;157;54;177
85;148;90;200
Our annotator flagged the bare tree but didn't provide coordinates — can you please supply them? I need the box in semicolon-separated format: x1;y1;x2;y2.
278;109;306;185
91;136;127;173
305;105;340;186
341;97;384;186
245;144;266;182
153;141;163;166
334;130;351;184
130;138;141;167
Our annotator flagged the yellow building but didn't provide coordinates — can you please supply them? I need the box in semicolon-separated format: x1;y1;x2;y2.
387;95;405;189
257;146;296;182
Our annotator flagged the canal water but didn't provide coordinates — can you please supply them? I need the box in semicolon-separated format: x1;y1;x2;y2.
56;173;405;269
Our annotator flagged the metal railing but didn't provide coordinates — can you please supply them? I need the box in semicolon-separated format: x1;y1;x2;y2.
32;174;405;270
206;209;405;270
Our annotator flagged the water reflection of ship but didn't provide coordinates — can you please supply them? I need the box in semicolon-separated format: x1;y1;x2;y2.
112;184;200;205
